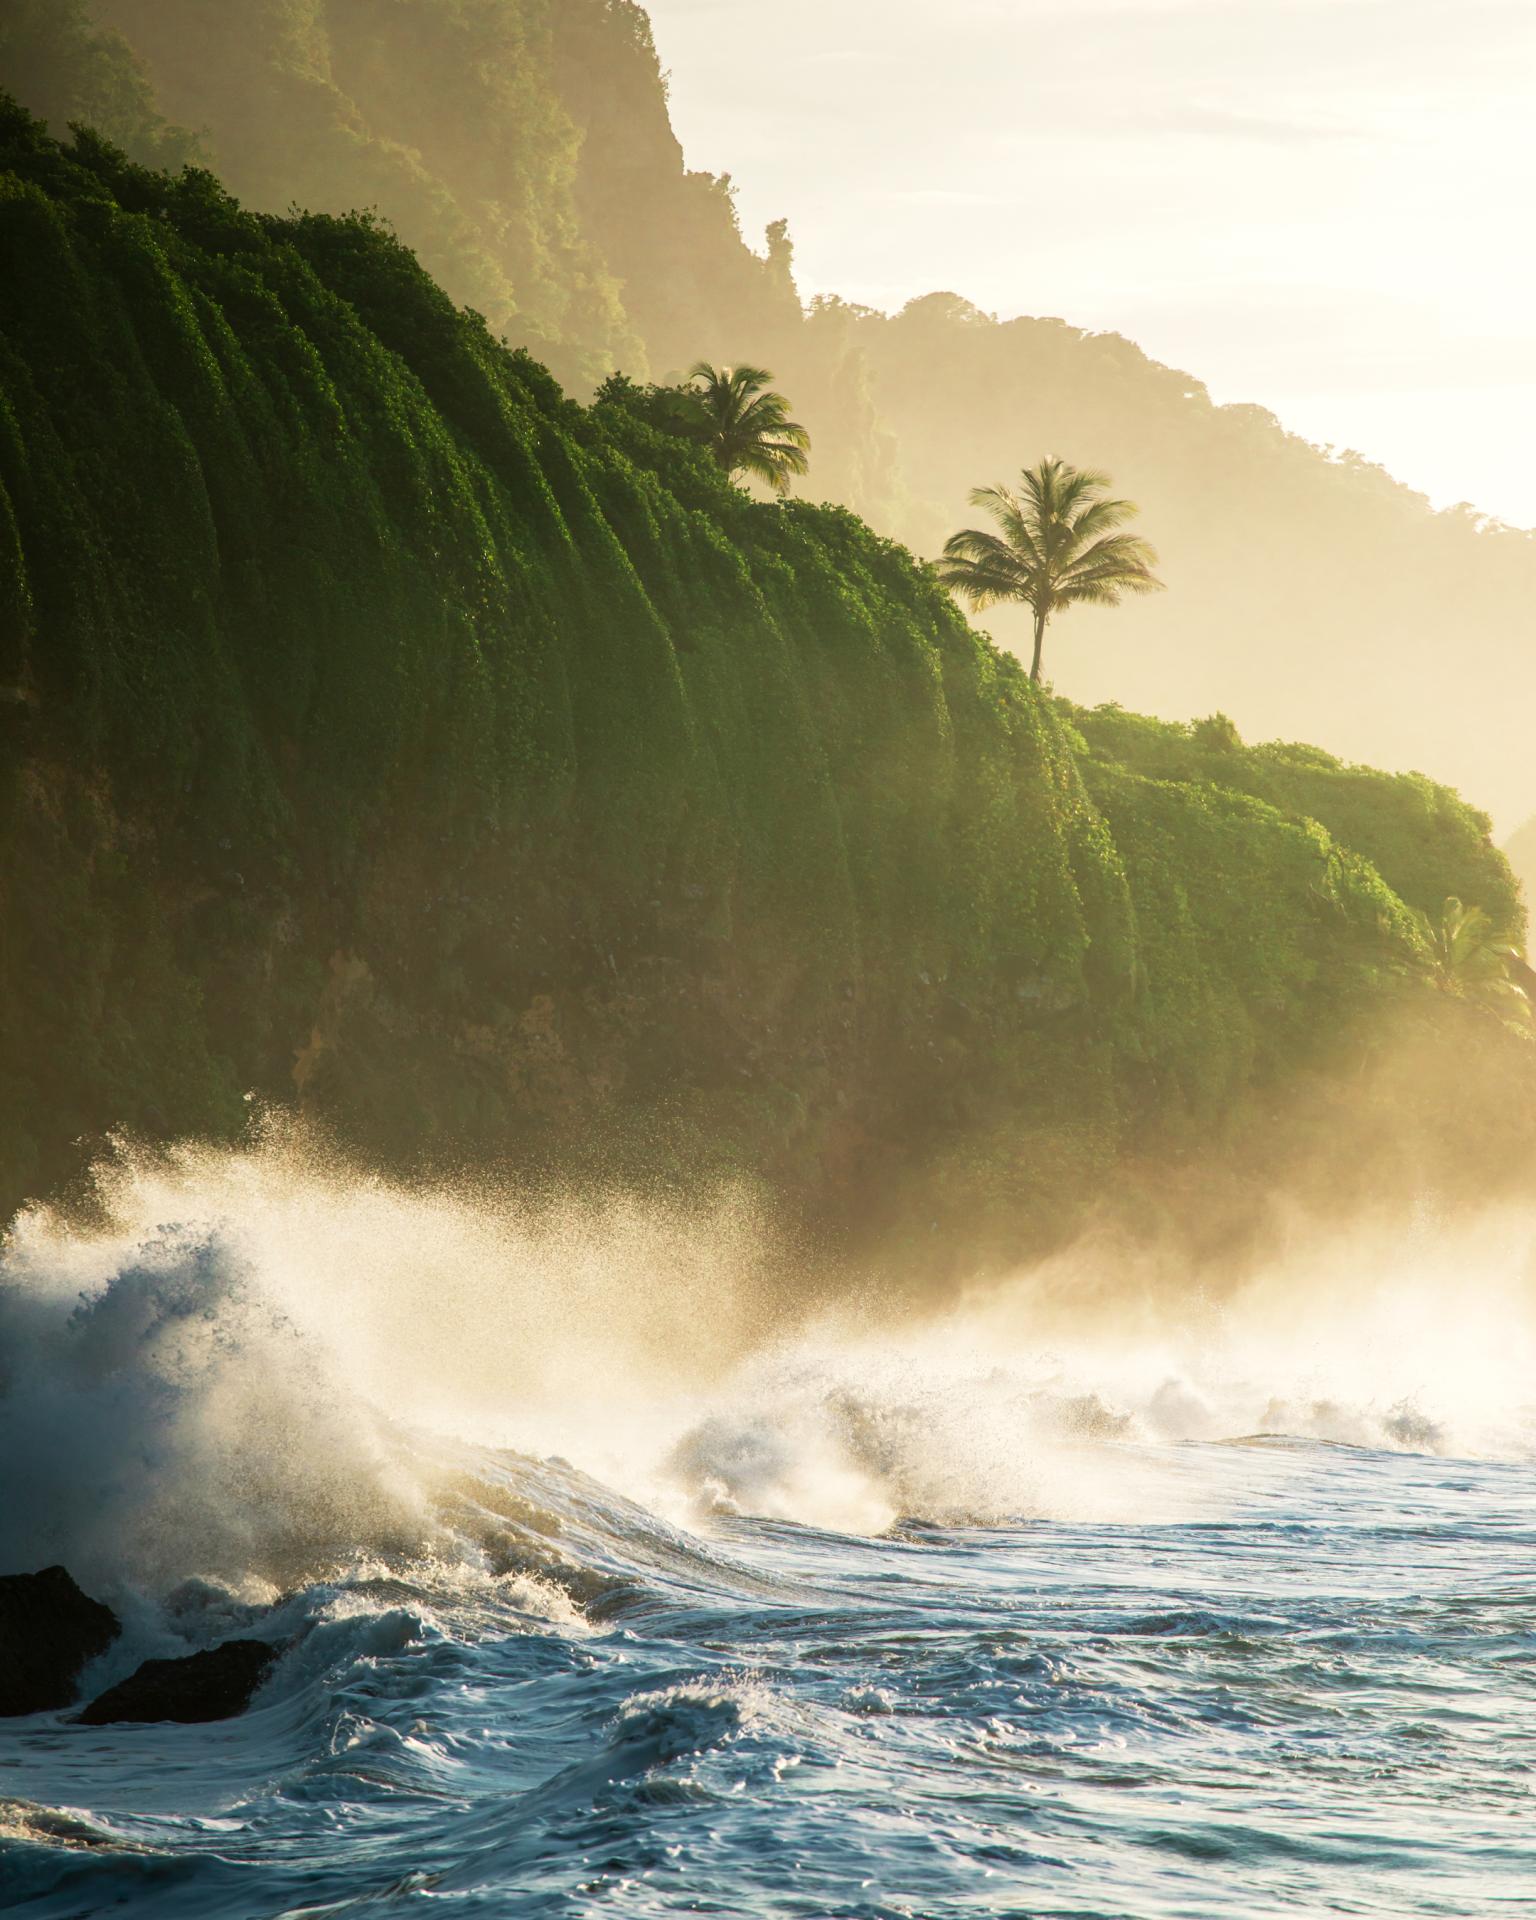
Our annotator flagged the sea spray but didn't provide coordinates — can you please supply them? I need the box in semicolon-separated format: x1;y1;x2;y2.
0;1220;431;1595
3;1140;1536;1918
3;1131;1535;1598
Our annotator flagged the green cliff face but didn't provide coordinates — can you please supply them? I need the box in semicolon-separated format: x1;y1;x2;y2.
0;105;1520;1261
6;0;1534;838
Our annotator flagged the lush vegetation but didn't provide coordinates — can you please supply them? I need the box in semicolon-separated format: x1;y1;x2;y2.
679;362;811;494
939;459;1161;683
0;0;201;170
3;0;1531;837
595;361;811;496
0;103;1526;1269
1062;703;1520;935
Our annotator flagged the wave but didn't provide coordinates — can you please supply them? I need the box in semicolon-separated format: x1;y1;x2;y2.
3;1131;1536;1615
0;1222;434;1596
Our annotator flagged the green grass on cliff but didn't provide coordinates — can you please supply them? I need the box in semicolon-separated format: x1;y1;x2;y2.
0;100;1520;1260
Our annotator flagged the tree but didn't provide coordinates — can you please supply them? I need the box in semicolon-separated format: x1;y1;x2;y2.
0;0;205;169
683;362;811;494
1418;896;1528;1016
938;457;1163;683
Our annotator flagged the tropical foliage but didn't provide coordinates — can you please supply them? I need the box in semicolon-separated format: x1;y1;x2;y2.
1062;702;1521;935
7;1;1536;827
938;459;1162;682
0;100;1526;1262
0;0;201;168
3;1;1536;825
1417;897;1526;1014
680;361;811;493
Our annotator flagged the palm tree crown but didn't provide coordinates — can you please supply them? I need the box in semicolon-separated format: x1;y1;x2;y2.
938;457;1163;682
684;362;811;494
1419;896;1527;1016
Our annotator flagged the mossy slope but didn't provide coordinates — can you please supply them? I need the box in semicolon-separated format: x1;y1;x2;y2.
0;106;1513;1258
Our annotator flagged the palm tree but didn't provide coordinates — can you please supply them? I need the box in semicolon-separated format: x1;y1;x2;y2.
1419;896;1527;1015
937;457;1163;683
684;362;811;494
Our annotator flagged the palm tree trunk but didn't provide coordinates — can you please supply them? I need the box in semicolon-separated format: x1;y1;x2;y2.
1030;605;1047;684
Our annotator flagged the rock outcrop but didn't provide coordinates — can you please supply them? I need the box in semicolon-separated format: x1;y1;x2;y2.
0;1565;121;1715
78;1639;279;1725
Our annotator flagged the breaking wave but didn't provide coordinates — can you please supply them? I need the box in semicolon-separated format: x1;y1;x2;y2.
2;1130;1534;1599
4;1133;1536;1919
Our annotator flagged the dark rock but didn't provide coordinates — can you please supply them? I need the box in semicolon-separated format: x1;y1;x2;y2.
0;1566;122;1716
79;1638;279;1725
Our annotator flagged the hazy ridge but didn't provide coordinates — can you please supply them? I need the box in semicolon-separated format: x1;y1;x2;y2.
1;20;1534;1914
4;0;1532;833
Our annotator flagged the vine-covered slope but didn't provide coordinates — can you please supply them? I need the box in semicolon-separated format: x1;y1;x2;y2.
0;105;1518;1260
5;0;1534;837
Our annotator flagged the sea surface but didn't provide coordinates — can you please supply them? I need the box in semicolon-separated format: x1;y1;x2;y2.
2;1151;1534;1918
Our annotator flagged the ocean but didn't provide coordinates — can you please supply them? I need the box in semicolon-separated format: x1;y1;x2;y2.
2;1144;1533;1918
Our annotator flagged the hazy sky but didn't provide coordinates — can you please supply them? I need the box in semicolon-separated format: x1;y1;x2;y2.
644;0;1536;527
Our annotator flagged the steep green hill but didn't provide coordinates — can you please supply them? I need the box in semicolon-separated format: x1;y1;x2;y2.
0;104;1524;1265
1064;704;1518;935
3;0;1532;836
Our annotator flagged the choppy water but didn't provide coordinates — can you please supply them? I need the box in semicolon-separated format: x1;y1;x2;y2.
3;1150;1535;1918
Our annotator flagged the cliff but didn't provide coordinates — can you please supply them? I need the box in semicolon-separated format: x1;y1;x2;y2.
4;0;1533;835
0;105;1524;1266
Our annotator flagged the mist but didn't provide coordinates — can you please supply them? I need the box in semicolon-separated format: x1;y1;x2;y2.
5;1109;1535;1601
4;7;1535;1913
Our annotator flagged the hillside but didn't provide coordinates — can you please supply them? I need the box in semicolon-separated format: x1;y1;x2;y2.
2;103;1531;1273
3;0;1532;835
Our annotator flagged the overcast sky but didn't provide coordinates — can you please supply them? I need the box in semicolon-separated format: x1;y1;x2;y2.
643;0;1536;526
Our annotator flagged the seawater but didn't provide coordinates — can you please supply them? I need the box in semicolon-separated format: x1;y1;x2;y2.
2;1145;1534;1919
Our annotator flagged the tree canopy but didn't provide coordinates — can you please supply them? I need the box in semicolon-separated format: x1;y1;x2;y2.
682;361;811;494
938;458;1162;683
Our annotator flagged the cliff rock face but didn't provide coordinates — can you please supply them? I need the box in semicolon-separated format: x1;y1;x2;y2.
0;105;1521;1262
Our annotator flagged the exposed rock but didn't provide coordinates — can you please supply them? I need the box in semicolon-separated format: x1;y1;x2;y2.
0;1566;122;1716
78;1639;279;1726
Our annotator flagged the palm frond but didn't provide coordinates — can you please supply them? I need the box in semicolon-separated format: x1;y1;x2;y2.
936;554;1038;610
1056;532;1163;598
1062;495;1139;548
939;456;1161;679
943;524;1038;575
683;362;812;492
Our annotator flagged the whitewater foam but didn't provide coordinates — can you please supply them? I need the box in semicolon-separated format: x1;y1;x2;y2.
2;1130;1535;1609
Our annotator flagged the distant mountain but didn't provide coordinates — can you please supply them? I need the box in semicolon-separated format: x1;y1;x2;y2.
3;0;1532;836
1504;817;1536;929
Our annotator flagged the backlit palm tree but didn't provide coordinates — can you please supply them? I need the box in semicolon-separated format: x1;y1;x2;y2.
938;457;1163;683
684;362;811;494
1419;896;1527;1016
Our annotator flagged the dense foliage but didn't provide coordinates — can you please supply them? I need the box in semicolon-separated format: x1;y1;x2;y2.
3;0;1531;835
0;105;1523;1265
0;0;201;170
1064;704;1520;938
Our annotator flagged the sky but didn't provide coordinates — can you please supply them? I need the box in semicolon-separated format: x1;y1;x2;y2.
643;0;1536;527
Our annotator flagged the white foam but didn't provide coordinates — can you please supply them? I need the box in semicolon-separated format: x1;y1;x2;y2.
4;1129;1534;1584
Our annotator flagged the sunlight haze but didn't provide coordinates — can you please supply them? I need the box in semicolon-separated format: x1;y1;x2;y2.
645;0;1536;526
7;5;1536;1908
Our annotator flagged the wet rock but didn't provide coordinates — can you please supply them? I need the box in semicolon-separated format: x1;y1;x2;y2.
78;1638;278;1726
0;1566;122;1715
